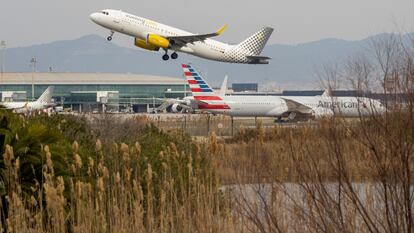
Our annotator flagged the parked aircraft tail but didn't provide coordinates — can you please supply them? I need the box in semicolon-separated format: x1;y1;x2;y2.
36;86;54;104
181;64;230;110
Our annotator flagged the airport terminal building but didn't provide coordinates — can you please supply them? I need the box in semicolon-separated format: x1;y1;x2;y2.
0;73;188;112
0;73;392;113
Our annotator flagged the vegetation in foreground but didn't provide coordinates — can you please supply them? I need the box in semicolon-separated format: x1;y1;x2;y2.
1;105;413;232
0;111;233;233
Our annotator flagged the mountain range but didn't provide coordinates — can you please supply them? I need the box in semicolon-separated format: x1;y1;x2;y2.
2;33;413;90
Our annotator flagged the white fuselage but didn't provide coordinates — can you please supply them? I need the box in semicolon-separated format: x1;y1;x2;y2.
199;95;385;118
90;10;251;63
224;96;289;116
203;95;288;117
1;101;49;113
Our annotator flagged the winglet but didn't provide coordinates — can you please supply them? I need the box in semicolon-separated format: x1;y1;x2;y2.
216;24;228;35
219;75;228;97
322;88;332;97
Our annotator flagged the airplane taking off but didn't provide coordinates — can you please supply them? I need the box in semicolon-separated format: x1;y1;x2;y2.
181;64;386;119
90;10;274;64
0;86;55;113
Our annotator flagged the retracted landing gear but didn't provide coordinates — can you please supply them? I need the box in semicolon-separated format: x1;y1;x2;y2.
107;31;114;41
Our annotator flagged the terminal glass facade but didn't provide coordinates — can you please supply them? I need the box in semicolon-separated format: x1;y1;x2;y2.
0;84;188;103
232;83;258;92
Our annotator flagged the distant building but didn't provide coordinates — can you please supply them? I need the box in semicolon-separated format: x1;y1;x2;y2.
281;90;365;96
230;89;371;97
0;73;188;113
232;83;258;92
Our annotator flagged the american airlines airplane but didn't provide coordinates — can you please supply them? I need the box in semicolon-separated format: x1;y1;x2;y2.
0;86;55;113
90;9;274;64
182;64;288;117
181;64;386;119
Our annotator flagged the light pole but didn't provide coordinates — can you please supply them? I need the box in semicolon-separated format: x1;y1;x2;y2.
1;41;6;83
1;41;5;72
30;57;37;100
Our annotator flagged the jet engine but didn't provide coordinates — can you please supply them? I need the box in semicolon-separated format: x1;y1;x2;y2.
134;38;159;51
312;107;334;119
147;34;170;49
167;104;183;113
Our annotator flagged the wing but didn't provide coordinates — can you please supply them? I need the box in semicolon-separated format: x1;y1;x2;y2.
281;98;313;114
155;101;172;112
167;24;228;47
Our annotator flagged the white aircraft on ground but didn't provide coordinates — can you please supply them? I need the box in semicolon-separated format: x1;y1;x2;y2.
181;64;386;119
182;64;288;117
90;9;273;64
0;86;55;113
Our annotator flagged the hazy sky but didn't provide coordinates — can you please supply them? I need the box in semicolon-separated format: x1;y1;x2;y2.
1;0;414;48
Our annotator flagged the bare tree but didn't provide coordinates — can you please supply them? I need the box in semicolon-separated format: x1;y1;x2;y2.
230;31;414;233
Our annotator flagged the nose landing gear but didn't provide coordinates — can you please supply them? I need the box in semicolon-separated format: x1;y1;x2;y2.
107;31;114;41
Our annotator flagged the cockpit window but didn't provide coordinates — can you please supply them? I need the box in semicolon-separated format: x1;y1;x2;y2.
101;11;109;15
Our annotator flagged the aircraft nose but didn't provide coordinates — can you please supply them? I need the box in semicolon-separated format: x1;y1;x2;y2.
90;13;100;23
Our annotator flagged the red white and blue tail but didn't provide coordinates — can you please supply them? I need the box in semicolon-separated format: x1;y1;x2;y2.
181;64;230;111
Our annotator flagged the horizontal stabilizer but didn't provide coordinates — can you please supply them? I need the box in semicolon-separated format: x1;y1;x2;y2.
246;55;272;64
246;56;271;60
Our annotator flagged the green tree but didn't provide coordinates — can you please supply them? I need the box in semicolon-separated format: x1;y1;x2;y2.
0;110;71;196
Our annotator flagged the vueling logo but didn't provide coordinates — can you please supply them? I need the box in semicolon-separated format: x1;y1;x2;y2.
318;101;359;109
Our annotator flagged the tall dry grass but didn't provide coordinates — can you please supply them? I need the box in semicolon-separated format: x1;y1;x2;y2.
2;112;413;232
209;113;413;232
1;137;237;233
